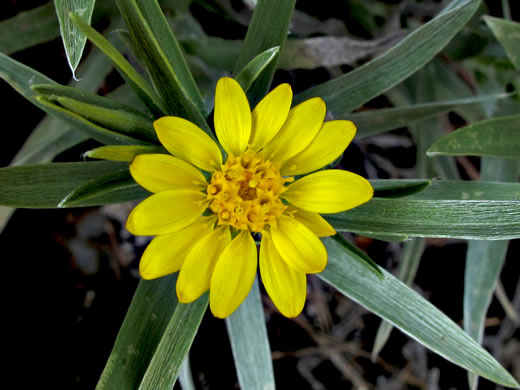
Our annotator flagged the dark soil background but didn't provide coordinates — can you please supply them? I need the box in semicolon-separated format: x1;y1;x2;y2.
1;0;519;389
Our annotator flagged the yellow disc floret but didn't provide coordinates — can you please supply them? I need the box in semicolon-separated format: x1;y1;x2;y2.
207;149;293;232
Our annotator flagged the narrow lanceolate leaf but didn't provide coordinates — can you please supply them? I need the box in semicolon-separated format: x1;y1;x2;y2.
36;96;153;146
115;0;210;133
233;0;296;107
138;296;208;390
96;276;179;390
349;93;509;137
332;234;384;280
70;13;166;116
370;179;431;198
54;0;96;77
372;237;426;361
0;161;136;208
84;145;167;162
58;169;149;208
484;16;520;71
294;0;481;115
235;47;280;92
427;114;520;159
226;279;275;390
321;237;519;388
465;157;518;390
409;179;520;200
326;197;520;240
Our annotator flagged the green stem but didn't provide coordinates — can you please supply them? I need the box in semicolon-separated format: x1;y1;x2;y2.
501;0;511;20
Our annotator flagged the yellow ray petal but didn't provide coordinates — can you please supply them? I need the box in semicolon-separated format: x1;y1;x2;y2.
126;189;209;236
130;154;207;193
281;120;356;176
262;97;325;163
176;227;231;303
283;170;373;213
139;217;214;279
287;205;336;237
214;77;252;156
250;83;292;151
270;215;327;273
154;116;222;172
210;230;257;318
259;235;306;317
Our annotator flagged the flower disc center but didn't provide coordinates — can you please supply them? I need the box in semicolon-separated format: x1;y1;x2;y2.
207;149;293;232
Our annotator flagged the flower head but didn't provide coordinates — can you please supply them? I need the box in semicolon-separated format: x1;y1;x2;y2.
126;77;373;318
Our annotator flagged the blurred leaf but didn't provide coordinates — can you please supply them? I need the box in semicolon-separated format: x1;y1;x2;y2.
70;13;167;116
0;3;59;54
85;145;166;162
332;234;384;280
96;275;180;390
54;0;96;77
427;114;520;159
294;0;481;115
233;0;296;107
225;279;275;390
484;16;520;70
235;46;280;92
178;357;196;390
115;0;211;134
371;237;426;360
370;179;431;198
36;96;153;146
0;161;143;208
138;296;208;390
321;237;519;388
58;168;149;208
351;93;509;138
465;157;518;390
326;196;520;240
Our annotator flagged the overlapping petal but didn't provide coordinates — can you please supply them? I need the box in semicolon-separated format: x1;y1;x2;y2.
271;215;327;273
210;230;257;318
154;116;222;172
288;205;336;237
130;154;207;193
283;170;373;213
260;235;306;317
250;83;292;151
262;97;325;163
126;189;209;235
177;227;231;303
139;217;213;279
214;77;252;156
281;120;356;176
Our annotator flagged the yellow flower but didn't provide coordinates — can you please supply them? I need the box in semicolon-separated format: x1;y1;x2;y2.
126;77;373;318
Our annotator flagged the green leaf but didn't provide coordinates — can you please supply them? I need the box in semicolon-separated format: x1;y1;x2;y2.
70;13;167;116
294;0;481;115
233;0;296;106
58;168;149;208
0;161;135;208
138;296;208;390
326;196;520;240
370;179;431;198
178;358;196;390
84;145;167;162
96;275;180;390
464;157;518;390
350;94;509;138
409;179;520;200
427;114;520;159
115;0;211;134
235;46;280;92
484;16;520;71
226;278;275;390
54;0;96;77
35;96;153;146
321;237;519;388
331;234;384;280
0;2;59;55
371;237;426;360
134;0;206;115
